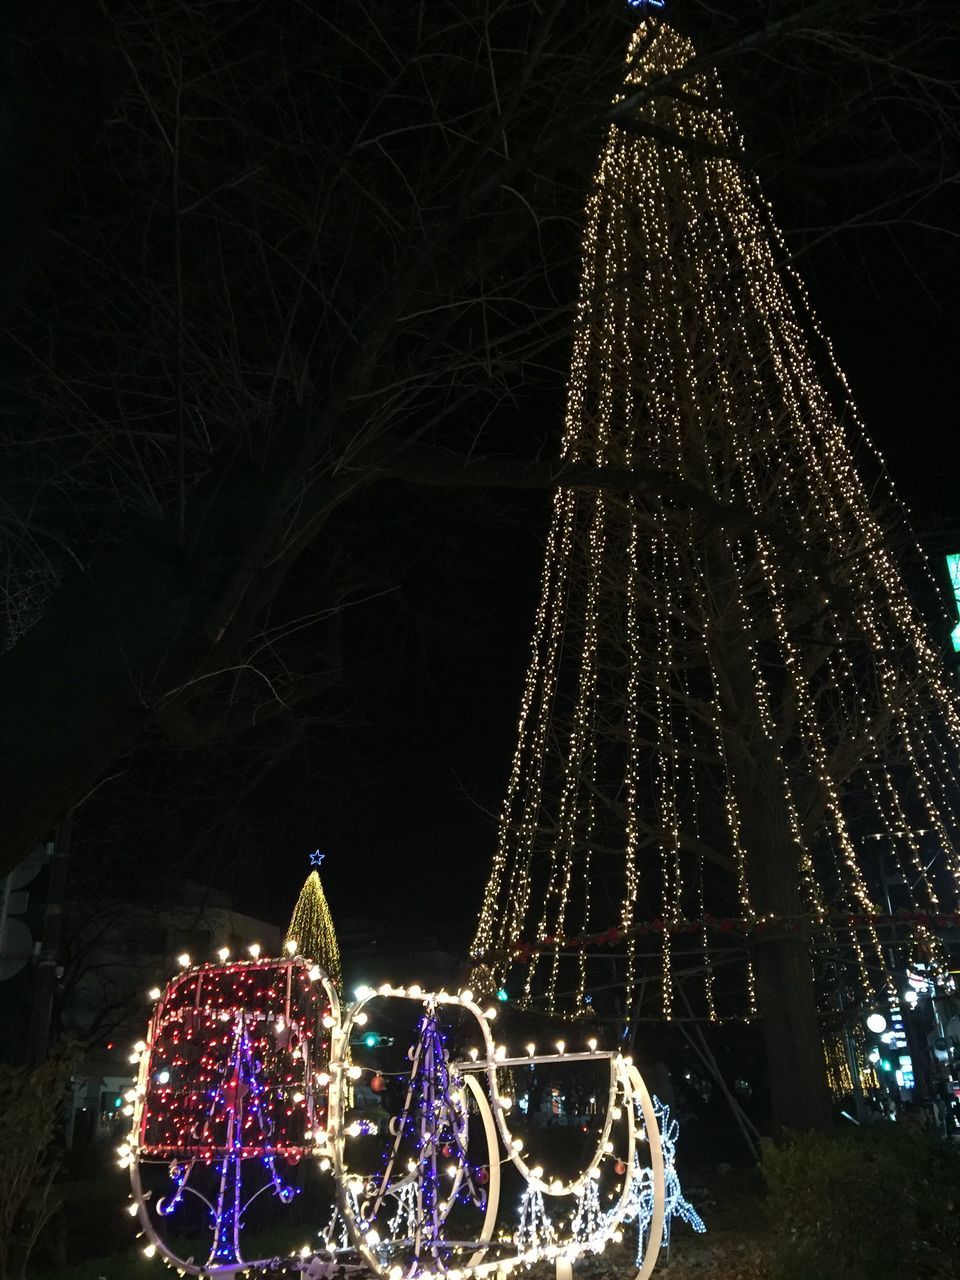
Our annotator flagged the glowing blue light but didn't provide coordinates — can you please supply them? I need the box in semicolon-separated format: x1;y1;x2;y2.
496;987;509;1002
309;849;326;866
627;0;665;9
363;1032;379;1048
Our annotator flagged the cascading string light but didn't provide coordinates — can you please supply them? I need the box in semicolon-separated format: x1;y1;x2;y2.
469;18;960;1024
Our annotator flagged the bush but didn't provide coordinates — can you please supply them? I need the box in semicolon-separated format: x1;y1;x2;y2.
763;1125;960;1280
0;1051;76;1280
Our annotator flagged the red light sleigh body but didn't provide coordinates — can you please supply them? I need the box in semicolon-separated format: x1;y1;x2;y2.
129;957;331;1270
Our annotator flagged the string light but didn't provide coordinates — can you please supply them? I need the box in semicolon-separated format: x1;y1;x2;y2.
126;954;331;1270
470;18;960;1022
285;871;342;994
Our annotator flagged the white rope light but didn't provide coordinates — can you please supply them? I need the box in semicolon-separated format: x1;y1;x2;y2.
126;961;669;1278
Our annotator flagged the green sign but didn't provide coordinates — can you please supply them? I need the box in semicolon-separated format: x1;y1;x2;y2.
949;554;960;653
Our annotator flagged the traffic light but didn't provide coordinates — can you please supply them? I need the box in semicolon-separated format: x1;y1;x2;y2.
352;1030;395;1048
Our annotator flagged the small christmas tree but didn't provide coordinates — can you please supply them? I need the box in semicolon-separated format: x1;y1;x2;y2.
286;870;342;993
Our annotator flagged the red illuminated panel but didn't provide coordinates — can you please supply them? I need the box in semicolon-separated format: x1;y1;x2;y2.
138;958;328;1159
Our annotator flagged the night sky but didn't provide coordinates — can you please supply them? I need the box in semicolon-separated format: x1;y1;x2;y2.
255;136;960;953
25;1;958;957
250;238;959;952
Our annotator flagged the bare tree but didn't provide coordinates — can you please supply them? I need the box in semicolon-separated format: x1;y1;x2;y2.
0;0;957;891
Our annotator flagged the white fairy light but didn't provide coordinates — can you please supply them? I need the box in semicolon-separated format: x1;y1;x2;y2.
468;16;960;1026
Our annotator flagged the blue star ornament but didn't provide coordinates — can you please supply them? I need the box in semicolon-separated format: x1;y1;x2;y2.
309;850;325;867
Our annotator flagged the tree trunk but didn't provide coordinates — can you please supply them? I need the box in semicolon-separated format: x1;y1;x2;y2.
707;541;833;1136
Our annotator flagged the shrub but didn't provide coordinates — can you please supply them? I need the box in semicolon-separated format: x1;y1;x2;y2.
763;1125;960;1280
0;1051;76;1280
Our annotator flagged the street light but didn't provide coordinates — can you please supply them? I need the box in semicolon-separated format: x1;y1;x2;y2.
865;1012;887;1034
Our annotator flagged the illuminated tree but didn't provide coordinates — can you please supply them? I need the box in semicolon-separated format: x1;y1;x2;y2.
471;18;960;1134
286;871;341;994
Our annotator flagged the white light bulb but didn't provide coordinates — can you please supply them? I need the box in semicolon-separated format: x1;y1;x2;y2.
248;943;261;959
177;953;190;968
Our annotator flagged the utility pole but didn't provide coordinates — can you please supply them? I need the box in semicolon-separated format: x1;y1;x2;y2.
26;813;72;1066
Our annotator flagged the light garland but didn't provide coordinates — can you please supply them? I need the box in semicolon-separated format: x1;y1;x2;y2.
125;956;708;1277
470;17;960;1027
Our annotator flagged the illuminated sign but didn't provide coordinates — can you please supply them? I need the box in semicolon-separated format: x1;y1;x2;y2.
948;553;960;653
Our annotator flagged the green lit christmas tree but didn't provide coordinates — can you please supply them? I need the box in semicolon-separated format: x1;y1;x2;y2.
472;17;960;1132
287;869;342;994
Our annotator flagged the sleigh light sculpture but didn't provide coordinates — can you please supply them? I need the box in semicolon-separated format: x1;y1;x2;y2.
122;952;694;1279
